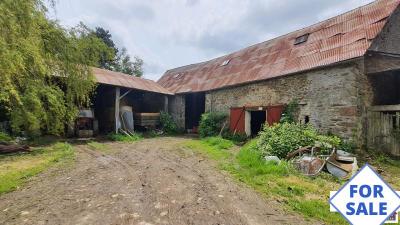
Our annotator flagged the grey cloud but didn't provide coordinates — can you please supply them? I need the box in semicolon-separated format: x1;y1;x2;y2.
243;0;345;34
131;4;155;21
144;61;164;75
186;0;199;7
178;0;357;54
93;3;155;22
195;29;256;54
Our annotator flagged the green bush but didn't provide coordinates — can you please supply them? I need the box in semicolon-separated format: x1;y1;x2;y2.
337;140;357;153
107;133;142;142
160;111;178;134
0;132;12;143
280;100;299;123
202;137;234;150
198;112;227;138
257;123;341;158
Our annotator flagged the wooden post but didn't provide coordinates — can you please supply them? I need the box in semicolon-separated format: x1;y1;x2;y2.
115;87;120;134
164;96;169;113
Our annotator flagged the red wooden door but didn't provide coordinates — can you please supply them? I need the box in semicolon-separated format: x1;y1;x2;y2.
267;105;284;126
230;107;245;134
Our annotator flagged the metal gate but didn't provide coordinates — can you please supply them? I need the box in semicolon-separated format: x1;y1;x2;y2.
367;106;400;157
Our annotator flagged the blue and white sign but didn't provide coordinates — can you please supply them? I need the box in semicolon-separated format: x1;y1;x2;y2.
330;164;400;225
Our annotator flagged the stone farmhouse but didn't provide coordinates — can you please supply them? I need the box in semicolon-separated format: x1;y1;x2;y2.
157;0;400;156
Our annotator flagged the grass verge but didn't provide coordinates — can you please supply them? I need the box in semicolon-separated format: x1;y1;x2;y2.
365;153;400;190
108;133;143;142
183;137;347;224
0;142;75;194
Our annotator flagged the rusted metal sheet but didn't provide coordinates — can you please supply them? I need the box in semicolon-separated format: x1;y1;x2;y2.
93;67;173;95
294;156;326;176
158;0;399;94
230;107;246;134
326;152;358;179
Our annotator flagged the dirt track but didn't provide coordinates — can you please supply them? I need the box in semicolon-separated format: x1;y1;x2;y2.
0;137;317;225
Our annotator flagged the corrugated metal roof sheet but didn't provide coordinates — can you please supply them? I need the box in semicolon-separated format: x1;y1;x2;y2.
158;0;400;93
92;68;173;95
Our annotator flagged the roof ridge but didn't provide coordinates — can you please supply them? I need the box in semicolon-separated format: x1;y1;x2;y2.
93;67;156;83
92;67;173;95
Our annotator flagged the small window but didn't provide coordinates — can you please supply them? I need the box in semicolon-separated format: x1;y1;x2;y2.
173;73;182;79
221;59;230;66
294;34;310;45
304;116;310;124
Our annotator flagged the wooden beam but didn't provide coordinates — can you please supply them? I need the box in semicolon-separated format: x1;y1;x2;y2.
119;90;132;100
369;105;400;112
115;87;120;134
164;96;169;113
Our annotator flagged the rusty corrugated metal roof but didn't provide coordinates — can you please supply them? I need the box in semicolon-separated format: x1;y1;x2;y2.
92;67;173;95
158;0;400;93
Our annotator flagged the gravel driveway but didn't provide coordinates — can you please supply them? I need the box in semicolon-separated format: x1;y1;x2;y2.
0;137;317;225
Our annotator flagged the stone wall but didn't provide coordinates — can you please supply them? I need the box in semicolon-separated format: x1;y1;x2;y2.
205;61;368;142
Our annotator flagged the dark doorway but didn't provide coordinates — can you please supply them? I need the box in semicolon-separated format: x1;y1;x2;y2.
185;93;206;131
251;111;266;136
368;70;400;105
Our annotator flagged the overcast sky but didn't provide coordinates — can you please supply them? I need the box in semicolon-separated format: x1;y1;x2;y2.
48;0;375;81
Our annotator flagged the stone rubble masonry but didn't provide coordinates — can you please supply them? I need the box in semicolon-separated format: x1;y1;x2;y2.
204;60;368;144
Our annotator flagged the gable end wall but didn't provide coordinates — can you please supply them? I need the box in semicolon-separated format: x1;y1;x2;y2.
369;6;400;54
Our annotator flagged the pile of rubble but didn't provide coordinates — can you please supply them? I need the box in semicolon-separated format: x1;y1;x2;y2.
267;146;358;179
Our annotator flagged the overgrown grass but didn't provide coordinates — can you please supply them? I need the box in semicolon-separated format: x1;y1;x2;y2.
87;141;108;152
183;137;232;161
108;133;143;142
0;142;75;194
365;151;400;190
183;138;346;225
202;137;234;150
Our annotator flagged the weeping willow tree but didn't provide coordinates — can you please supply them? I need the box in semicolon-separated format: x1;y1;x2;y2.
0;0;114;137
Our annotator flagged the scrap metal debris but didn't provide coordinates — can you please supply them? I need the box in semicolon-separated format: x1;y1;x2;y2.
285;146;358;179
290;147;327;176
264;156;281;164
326;149;358;179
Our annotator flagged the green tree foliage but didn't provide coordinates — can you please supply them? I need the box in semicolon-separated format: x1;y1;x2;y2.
93;27;118;70
0;0;112;137
257;123;341;158
198;112;228;138
114;48;144;77
92;27;144;77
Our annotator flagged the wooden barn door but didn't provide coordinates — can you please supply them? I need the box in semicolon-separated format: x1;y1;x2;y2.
230;107;245;134
367;110;400;157
267;105;284;126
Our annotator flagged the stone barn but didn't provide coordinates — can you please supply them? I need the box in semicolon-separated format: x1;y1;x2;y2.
158;0;400;156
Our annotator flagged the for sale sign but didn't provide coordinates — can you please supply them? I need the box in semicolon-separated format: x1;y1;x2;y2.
330;164;400;225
